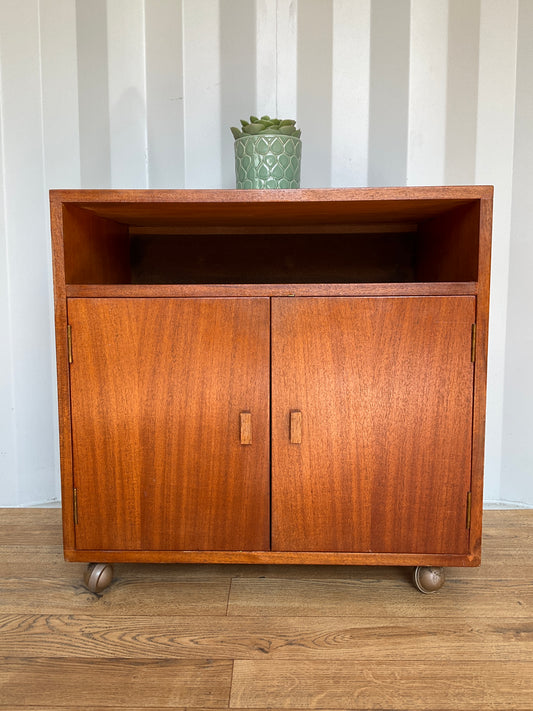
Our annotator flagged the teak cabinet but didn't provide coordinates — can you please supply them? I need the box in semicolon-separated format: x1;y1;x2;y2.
50;187;493;593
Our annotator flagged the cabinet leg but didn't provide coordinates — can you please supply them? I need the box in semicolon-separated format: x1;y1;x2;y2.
84;563;114;593
413;566;445;593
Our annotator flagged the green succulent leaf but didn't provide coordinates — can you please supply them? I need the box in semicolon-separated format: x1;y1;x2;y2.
231;116;300;140
243;122;265;134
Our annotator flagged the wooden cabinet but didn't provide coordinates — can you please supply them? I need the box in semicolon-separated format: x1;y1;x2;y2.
50;187;492;593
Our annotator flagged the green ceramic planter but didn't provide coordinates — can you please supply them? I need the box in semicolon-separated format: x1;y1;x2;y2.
234;134;302;189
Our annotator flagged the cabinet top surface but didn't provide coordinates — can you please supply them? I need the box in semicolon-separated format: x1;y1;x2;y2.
50;186;493;229
51;185;493;204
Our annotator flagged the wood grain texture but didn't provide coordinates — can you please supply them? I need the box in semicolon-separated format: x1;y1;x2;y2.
469;196;493;561
1;509;532;710
240;412;252;445
0;575;231;617
49;198;76;552
290;411;303;445
416;201;480;282
0;658;232;708
272;296;476;555
62;204;131;284
2;614;532;661
68;297;270;552
230;659;533;709
60;549;479;566
50;186;494;230
226;576;533;619
49;187;491;570
65;282;478;298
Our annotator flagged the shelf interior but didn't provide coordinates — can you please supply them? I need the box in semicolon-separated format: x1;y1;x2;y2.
60;197;481;286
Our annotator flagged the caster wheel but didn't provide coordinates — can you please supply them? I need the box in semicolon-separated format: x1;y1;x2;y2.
413;566;445;594
84;563;114;593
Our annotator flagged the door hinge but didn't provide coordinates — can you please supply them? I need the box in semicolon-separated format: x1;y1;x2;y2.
73;487;78;525
67;324;73;364
471;324;476;363
466;491;472;529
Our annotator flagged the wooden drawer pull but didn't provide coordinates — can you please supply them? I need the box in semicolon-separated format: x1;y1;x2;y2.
290;410;302;444
240;411;252;445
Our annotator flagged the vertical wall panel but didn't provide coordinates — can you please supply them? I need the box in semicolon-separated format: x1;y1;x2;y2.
502;0;533;506
445;0;480;184
0;0;58;505
0;55;18;505
297;0;333;188
276;0;298;119
76;0;111;187
368;0;410;186
182;0;221;188
221;0;256;189
145;0;185;188
407;0;448;185
39;0;82;506
106;0;148;188
475;0;519;502
256;0;277;118
39;0;81;188
0;0;530;505
331;0;370;187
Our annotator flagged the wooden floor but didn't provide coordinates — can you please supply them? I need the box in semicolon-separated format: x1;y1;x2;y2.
0;509;532;710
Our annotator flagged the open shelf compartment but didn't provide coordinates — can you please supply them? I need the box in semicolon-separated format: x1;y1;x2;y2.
51;187;491;292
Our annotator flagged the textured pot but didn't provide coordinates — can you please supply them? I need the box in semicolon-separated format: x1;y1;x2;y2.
234;134;302;189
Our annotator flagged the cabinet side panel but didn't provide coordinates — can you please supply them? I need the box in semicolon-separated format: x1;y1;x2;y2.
416;202;480;282
470;196;493;557
68;297;270;552
50;197;75;550
63;205;131;284
271;296;476;555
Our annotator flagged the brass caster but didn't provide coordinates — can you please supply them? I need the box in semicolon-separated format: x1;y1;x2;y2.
413;566;445;594
84;563;114;593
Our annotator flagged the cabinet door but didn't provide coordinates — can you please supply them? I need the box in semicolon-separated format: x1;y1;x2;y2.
271;296;475;554
68;297;270;551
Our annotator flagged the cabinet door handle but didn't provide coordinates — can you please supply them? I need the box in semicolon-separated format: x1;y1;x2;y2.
240;411;252;445
290;410;302;444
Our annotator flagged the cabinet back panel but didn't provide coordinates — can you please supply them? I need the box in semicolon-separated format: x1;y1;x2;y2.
130;233;417;284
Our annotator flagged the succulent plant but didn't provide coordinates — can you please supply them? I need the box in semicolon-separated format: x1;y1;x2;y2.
230;115;301;140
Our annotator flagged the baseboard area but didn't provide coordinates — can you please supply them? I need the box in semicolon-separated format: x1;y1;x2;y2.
8;499;533;510
483;499;533;510
24;500;61;508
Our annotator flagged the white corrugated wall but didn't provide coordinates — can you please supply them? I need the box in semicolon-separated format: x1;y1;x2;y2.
0;0;530;506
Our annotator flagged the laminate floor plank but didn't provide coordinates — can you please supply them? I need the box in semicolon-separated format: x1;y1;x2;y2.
0;576;231;616
0;509;63;546
1;614;531;661
1;508;532;711
0;658;232;708
0;556;531;589
226;577;533;618
230;660;533;710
